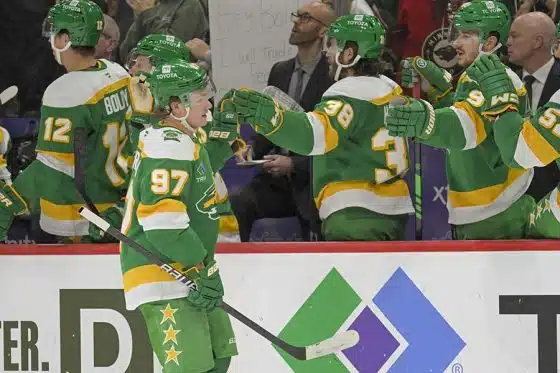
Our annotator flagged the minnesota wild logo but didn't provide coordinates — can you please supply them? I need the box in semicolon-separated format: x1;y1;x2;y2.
196;184;219;220
162;129;181;142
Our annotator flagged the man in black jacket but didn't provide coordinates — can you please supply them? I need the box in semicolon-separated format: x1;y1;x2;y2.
230;1;335;241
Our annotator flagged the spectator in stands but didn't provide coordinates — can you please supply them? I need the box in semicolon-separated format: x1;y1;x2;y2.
119;0;209;65
95;14;120;61
507;12;560;200
0;0;64;116
515;0;559;21
229;1;335;242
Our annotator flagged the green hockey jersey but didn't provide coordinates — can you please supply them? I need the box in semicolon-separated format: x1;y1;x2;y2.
35;59;131;236
420;68;534;224
265;75;414;219
493;89;560;223
121;123;220;310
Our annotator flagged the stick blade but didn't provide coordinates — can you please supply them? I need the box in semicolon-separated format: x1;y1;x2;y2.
0;86;18;105
304;330;360;360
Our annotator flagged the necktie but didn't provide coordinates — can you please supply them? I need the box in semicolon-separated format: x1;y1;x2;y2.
523;75;536;111
293;67;305;103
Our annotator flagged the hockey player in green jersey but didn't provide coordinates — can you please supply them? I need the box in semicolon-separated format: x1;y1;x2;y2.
125;34;193;144
465;53;560;238
386;0;536;240
88;33;243;242
0;0;133;240
232;14;414;241
126;34;244;242
122;61;237;372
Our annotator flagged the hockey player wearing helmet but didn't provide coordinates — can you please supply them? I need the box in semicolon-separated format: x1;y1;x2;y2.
0;0;133;241
121;61;237;373
461;22;560;239
386;0;536;240
89;33;244;243
233;14;414;241
125;33;193;75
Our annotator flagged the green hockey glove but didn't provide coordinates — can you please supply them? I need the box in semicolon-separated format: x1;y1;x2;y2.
208;100;239;142
88;203;124;241
232;89;284;135
386;98;436;139
466;54;519;119
184;260;224;311
0;184;29;240
401;57;453;102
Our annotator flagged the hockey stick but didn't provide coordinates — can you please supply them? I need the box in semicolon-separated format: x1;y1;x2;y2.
411;82;423;241
0;86;18;106
73;127;101;215
79;207;360;360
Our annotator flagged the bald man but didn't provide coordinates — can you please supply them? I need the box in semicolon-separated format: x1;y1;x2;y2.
230;1;336;242
94;14;120;61
507;11;560;201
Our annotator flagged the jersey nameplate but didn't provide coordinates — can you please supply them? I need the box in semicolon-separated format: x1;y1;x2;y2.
104;89;130;116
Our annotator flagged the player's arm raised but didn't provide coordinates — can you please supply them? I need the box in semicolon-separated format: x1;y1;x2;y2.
233;89;356;156
465;54;556;169
401;56;455;108
134;134;207;268
386;55;525;151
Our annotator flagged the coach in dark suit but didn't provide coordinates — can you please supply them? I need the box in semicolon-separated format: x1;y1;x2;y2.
507;12;560;201
230;1;335;241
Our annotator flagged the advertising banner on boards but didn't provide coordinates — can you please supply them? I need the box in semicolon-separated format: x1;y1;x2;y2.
0;242;557;373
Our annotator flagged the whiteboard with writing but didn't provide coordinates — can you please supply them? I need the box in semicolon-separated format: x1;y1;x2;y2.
209;0;307;99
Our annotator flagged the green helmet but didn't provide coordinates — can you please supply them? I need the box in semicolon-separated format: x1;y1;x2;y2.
126;34;193;71
147;61;212;111
327;14;386;59
43;0;104;47
453;0;511;45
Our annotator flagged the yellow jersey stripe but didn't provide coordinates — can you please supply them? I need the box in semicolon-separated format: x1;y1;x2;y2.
40;199;113;220
309;111;339;155
454;101;487;147
315;179;410;208
85;77;129;105
448;168;528;208
137;199;187;218
521;120;560;166
123;263;184;292
36;150;75;166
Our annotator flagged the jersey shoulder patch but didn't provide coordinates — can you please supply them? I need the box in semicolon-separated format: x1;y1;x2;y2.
42;60;130;108
322;75;402;105
138;127;197;161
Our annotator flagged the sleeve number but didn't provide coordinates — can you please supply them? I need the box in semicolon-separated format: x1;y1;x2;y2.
372;128;409;183
466;90;485;108
151;169;189;196
44;117;72;143
103;122;129;186
538;107;560;137
323;100;354;129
